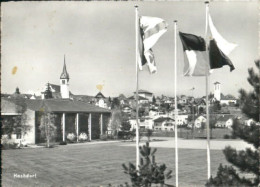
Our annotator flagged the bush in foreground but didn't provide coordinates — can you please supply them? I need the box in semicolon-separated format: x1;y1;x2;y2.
122;142;173;187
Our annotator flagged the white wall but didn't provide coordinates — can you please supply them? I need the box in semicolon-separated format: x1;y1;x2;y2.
22;109;36;144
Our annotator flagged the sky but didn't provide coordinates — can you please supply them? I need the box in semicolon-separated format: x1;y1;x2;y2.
1;1;258;98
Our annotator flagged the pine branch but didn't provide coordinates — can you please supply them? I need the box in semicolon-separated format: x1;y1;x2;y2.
206;164;253;187
232;119;259;148
223;146;259;176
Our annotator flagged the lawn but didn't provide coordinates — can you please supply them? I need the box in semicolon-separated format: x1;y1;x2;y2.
2;141;228;187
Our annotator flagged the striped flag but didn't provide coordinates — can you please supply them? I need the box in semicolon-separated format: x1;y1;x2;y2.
179;32;210;76
138;16;168;73
208;14;236;71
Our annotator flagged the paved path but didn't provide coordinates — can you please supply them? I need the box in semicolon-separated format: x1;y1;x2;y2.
123;137;254;150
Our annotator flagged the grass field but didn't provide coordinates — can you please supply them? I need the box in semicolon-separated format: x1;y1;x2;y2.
2;140;229;187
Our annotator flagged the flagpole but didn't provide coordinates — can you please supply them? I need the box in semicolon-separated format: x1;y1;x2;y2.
174;20;179;187
205;1;211;179
135;5;140;170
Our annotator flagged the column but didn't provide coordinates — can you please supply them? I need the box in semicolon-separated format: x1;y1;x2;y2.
88;113;92;141
100;113;103;136
76;113;79;142
62;113;65;142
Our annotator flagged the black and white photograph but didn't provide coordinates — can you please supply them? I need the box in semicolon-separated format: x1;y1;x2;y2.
1;0;259;186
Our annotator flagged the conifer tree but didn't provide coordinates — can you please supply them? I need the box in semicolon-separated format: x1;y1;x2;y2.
122;142;172;187
206;60;260;186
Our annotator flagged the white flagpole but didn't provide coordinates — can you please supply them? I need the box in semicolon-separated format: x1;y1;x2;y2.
174;20;179;187
205;1;211;179
135;5;140;170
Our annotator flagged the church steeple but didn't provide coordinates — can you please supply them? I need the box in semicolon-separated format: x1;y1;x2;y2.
60;55;70;80
60;55;70;99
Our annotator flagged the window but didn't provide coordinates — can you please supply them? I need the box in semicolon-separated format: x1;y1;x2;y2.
62;80;65;84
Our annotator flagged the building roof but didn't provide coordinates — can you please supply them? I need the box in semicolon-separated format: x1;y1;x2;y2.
153;117;174;122
49;84;61;93
2;98;110;114
221;94;237;100
217;114;234;122
128;95;148;100
60;59;70;79
214;81;220;84
134;89;153;94
95;92;106;99
1;99;22;115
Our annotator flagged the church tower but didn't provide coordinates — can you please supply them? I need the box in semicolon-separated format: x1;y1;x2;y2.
60;56;70;99
214;82;221;101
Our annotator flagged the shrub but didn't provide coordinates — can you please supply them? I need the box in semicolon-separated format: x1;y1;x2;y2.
223;134;230;139
67;133;76;142
59;141;67;145
1;135;19;149
100;134;108;141
79;132;88;142
118;131;133;140
122;142;172;186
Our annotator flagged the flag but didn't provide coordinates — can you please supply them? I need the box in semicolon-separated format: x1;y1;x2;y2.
208;14;236;71
138;16;167;73
179;32;210;76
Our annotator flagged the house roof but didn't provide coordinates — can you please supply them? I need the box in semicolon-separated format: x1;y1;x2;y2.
134;89;153;94
123;106;132;109
2;98;110;114
194;98;206;105
95;92;106;99
220;94;237;100
217;114;234;122
153;117;174;122
49;84;61;93
128;95;148;100
118;94;126;100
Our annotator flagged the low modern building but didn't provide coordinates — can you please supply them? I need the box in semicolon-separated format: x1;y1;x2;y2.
1;98;111;144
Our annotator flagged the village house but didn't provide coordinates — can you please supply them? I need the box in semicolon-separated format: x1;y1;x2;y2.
128;95;149;105
94;92;109;109
134;89;153;102
122;105;132;114
129;117;154;130
194;115;207;128
215;114;234;129
153;117;175;131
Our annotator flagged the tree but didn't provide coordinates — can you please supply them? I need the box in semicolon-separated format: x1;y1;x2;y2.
145;129;153;142
122;142;172;187
39;112;57;148
206;60;260;186
38;101;57;147
110;109;122;138
121;120;131;131
111;98;120;109
152;96;156;104
210;101;221;113
108;96;112;104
